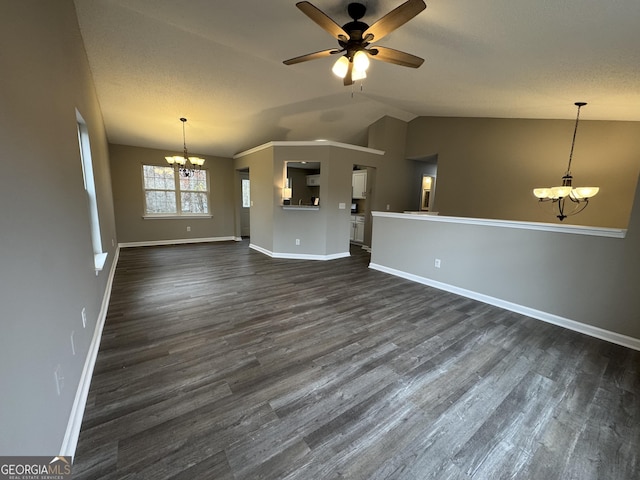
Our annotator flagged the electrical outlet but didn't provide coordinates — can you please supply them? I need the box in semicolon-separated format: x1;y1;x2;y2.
54;365;64;396
187;226;191;232
339;203;346;210
81;307;87;328
386;204;390;211
295;239;300;246
435;258;441;268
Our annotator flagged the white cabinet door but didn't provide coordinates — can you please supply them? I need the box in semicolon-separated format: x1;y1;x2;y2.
352;171;367;199
350;215;365;243
354;216;365;243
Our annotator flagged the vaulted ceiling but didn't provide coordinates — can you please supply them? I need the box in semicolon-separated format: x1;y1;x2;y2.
74;0;640;158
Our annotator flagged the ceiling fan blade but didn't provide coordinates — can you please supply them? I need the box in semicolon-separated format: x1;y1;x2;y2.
296;1;348;40
344;61;354;86
283;48;340;65
363;0;426;43
369;46;424;68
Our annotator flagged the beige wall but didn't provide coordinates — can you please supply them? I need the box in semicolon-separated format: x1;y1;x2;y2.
273;144;378;256
370;171;640;341
233;143;390;257
0;0;117;454
109;144;236;244
233;146;275;251
406;116;640;228
367;116;415;213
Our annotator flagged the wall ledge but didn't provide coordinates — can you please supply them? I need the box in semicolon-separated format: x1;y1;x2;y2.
249;243;350;261
372;212;627;239
234;140;385;159
281;205;320;211
369;262;640;351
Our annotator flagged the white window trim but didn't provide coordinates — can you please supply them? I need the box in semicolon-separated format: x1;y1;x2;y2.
142;164;211;217
77;110;108;273
142;215;213;220
94;252;108;271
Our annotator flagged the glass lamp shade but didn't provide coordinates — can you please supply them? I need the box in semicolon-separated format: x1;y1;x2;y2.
571;187;599;199
332;56;349;78
189;157;205;167
166;155;187;166
353;50;370;72
352;68;367;81
550;185;572;198
533;188;552;199
283;187;292;200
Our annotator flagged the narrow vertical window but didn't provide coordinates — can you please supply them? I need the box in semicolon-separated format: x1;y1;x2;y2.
77;110;106;270
242;178;251;208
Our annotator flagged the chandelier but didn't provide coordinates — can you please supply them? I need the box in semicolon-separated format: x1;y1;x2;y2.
165;117;205;177
533;102;599;221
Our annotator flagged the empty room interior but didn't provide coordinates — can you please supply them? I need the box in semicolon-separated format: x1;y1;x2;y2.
1;1;639;478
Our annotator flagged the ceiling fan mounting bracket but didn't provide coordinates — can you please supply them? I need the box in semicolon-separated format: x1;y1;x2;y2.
347;3;367;21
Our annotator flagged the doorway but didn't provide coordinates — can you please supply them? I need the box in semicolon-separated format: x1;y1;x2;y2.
411;154;438;212
421;174;435;211
239;170;250;238
351;164;376;247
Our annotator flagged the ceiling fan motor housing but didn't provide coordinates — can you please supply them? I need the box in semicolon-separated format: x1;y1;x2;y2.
342;3;369;45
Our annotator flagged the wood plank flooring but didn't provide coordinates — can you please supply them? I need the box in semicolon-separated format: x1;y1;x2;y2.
72;241;640;479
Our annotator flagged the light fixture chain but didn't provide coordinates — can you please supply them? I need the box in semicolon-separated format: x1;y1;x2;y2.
182;118;188;158
566;103;583;174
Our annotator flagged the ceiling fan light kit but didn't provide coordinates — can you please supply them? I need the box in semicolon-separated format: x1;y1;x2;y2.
284;0;427;85
331;56;350;77
533;102;599;221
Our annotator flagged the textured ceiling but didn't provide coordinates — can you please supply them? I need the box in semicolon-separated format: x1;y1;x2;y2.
73;0;640;158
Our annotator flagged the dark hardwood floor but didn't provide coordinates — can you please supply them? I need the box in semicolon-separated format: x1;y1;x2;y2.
73;241;640;479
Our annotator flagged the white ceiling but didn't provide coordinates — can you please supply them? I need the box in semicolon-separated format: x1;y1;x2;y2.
74;0;640;158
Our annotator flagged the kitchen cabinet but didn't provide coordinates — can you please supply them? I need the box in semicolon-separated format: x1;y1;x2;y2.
352;171;367;199
306;174;320;186
350;215;365;243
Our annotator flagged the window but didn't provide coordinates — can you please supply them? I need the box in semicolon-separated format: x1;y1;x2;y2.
142;165;209;216
77;110;107;271
241;178;250;208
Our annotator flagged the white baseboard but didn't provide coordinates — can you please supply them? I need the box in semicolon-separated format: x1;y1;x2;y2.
248;243;272;257
249;243;350;261
118;236;237;248
369;262;640;352
60;247;120;460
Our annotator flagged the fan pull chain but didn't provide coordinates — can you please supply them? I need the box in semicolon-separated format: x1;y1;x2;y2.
350;81;365;98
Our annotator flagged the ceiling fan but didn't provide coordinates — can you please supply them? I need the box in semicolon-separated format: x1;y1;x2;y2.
283;0;427;85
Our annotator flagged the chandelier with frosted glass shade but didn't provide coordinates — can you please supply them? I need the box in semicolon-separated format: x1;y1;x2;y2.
165;117;205;177
533;102;599;221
